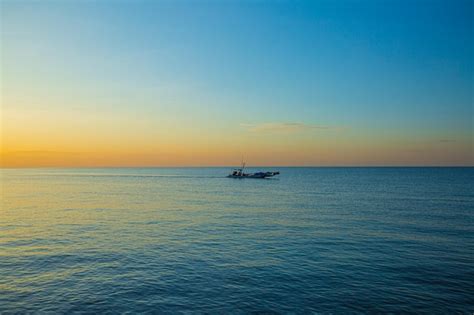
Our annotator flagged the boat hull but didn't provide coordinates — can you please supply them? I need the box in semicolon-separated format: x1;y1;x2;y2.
227;171;279;179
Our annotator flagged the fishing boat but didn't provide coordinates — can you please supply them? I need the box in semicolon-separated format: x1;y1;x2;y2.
227;162;280;179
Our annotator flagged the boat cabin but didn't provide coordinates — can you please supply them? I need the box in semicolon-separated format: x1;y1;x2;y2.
232;169;244;176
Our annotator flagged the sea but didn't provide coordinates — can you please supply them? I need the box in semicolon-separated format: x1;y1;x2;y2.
1;167;473;313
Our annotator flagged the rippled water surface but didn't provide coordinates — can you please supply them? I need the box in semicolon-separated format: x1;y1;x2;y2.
1;167;473;313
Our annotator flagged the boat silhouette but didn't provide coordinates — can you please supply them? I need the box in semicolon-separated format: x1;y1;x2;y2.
227;161;280;179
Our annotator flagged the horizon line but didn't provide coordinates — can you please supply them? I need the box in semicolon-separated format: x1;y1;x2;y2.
1;165;473;169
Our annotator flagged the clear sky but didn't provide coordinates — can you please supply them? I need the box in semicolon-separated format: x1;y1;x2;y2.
1;0;472;167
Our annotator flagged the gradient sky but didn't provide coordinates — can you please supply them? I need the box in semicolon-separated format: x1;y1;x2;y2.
1;0;473;167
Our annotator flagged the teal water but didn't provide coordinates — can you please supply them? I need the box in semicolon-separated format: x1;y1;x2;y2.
1;167;473;313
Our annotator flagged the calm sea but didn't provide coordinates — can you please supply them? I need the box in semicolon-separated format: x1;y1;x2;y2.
1;167;473;313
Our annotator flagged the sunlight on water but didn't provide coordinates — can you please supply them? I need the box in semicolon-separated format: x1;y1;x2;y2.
1;168;473;313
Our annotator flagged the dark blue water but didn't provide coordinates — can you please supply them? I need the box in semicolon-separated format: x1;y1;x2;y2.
1;167;473;313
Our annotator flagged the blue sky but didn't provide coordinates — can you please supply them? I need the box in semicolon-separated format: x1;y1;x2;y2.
1;0;473;166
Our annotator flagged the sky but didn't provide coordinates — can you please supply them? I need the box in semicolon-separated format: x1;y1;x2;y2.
1;0;472;167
